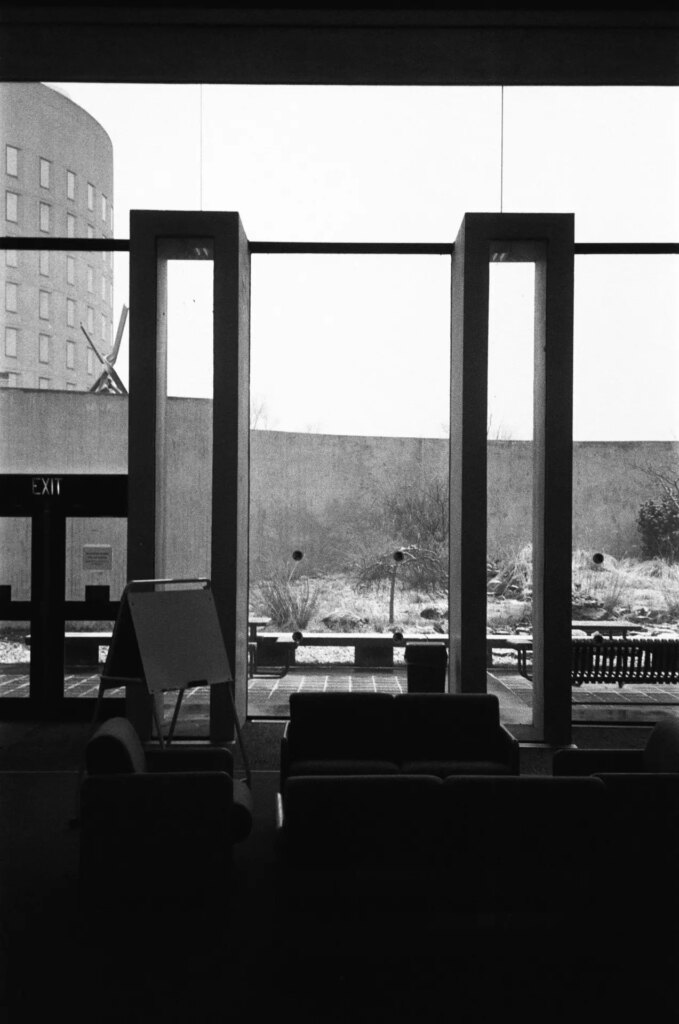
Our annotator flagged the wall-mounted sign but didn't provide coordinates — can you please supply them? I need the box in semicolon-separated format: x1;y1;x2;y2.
83;545;113;571
32;476;62;496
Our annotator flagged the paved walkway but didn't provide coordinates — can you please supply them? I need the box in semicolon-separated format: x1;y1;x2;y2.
3;662;678;730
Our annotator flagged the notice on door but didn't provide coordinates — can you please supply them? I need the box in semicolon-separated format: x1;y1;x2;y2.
83;545;113;571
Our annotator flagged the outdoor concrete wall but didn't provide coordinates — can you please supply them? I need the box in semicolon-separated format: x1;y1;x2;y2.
1;391;676;599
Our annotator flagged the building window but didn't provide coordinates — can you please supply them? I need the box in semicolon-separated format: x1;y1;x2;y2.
38;333;50;363
0;372;19;388
67;170;76;200
87;266;94;293
38;377;50;390
39;250;49;276
86;307;94;334
87;347;94;375
101;314;107;342
109;204;113;231
39;158;50;189
39;202;50;233
66;340;76;369
5;248;18;268
6;145;18;177
101;276;106;302
5;327;18;357
67;213;76;238
66;255;75;286
87;224;94;239
6;191;18;223
66;298;76;328
101;194;107;222
5;282;18;313
87;183;94;211
39;289;49;320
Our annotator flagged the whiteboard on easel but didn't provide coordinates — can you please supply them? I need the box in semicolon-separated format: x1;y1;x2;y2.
126;587;233;694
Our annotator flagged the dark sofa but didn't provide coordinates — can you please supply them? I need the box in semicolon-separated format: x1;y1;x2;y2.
280;691;520;788
275;772;611;938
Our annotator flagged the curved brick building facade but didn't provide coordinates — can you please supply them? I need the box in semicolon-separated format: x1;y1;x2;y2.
0;82;114;391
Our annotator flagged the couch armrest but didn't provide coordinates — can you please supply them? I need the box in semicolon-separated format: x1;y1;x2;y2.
80;771;236;831
145;745;234;775
552;747;645;776
497;724;521;774
280;725;291;789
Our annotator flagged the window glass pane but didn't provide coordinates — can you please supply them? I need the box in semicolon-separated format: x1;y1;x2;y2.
572;255;679;726
0;518;31;695
38;333;50;362
39;202;50;232
67;169;75;200
487;258;535;733
66;298;75;327
67;213;76;238
39;290;49;319
5;192;18;223
5;326;18;357
503;87;679;242
5;282;18;312
5;249;18;268
248;253;450;716
87;183;94;210
66;340;75;368
39;250;49;276
6;145;18;176
66;255;75;285
39;157;50;188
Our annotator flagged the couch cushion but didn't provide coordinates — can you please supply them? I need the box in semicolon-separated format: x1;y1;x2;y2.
642;717;679;773
287;692;398;763
396;693;504;760
85;716;147;774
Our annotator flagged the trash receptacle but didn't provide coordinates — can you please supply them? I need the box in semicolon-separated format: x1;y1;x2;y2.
404;642;447;693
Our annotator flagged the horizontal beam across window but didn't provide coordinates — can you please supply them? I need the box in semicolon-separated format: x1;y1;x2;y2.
2;237;679;255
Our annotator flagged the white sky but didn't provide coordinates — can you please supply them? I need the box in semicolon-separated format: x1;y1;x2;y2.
52;84;679;440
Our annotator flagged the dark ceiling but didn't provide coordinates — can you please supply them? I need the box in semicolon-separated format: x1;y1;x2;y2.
0;7;677;85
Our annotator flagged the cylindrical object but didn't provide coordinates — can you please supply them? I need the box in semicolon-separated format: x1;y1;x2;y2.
404;642;448;693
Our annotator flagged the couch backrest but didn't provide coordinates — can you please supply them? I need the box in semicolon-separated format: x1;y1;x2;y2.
396;693;502;758
85;716;147;774
643;717;679;773
287;692;397;762
282;773;444;866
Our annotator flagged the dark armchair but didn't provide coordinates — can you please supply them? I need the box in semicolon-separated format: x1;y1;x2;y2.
78;717;252;938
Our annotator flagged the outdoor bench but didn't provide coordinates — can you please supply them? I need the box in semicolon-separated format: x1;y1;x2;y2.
511;636;679;685
25;630;111;668
254;630;519;674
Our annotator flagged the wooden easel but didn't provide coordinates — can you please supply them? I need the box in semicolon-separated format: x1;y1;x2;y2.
94;577;250;784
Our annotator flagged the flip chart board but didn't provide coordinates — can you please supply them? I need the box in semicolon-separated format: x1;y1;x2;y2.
102;582;232;694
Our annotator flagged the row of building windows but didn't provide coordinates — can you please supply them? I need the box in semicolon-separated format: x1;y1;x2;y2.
4;247;113;272
5;191;113;238
4;247;112;300
0;372;79;390
5;145;112;228
4;283;110;341
4;325;96;373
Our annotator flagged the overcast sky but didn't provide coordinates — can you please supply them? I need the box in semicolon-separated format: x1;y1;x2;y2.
53;83;679;440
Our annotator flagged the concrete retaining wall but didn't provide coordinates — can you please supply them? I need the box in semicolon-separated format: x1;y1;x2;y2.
1;391;676;599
